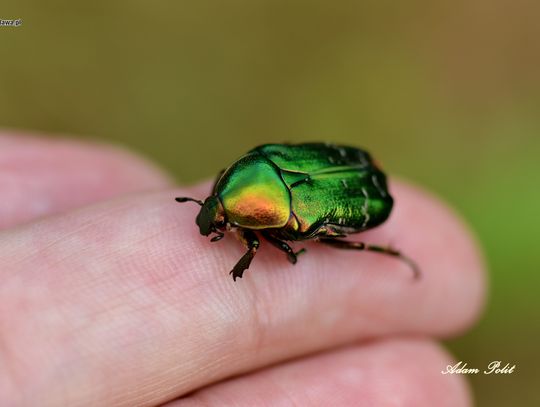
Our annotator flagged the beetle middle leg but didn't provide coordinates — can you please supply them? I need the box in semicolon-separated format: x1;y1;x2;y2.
318;238;420;279
230;229;260;281
261;231;306;265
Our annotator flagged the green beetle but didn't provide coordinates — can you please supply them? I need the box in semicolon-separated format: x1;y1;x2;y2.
176;143;419;281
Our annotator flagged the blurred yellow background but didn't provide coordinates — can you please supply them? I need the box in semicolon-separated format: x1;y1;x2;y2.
1;1;539;405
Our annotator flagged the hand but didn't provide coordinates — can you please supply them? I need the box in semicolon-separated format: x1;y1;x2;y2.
0;132;486;406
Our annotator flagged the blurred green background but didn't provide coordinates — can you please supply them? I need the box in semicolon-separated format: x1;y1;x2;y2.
1;1;538;405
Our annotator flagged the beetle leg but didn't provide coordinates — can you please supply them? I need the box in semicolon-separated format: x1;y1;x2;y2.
230;229;260;281
319;224;347;238
318;238;421;279
261;231;306;265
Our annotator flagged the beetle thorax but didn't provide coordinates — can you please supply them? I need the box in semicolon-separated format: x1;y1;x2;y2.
217;154;292;230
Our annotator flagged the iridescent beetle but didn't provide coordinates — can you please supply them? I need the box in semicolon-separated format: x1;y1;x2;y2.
176;143;419;281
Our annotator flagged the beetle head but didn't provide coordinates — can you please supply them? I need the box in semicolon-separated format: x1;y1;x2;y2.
175;195;226;240
196;195;226;237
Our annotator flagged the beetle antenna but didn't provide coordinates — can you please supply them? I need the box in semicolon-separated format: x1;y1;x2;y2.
175;197;203;206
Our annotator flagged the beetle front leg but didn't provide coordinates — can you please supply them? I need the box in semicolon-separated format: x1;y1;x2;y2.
261;231;306;265
318;238;420;279
230;229;260;281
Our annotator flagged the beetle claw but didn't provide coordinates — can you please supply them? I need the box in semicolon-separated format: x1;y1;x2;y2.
230;246;257;281
286;248;306;265
230;267;245;281
286;253;297;264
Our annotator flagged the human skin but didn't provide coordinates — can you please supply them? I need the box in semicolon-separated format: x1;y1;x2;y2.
0;132;486;407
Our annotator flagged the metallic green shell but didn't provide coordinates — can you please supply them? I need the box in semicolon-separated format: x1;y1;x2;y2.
216;153;291;229
216;143;393;240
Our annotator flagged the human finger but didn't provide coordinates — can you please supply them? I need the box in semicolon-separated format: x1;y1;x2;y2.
0;180;485;406
0;130;172;229
169;337;471;407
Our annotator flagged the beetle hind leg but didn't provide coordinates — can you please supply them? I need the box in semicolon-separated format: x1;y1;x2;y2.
261;231;306;265
318;237;420;279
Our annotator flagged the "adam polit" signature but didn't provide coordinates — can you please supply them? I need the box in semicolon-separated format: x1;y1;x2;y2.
442;361;516;375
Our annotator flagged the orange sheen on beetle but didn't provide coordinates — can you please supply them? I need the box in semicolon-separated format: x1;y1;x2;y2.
220;155;291;229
